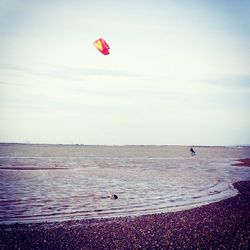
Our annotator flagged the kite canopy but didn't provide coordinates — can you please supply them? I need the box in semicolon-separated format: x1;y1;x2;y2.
94;38;110;55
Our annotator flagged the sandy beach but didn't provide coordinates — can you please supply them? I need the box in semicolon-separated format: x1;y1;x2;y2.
0;159;249;250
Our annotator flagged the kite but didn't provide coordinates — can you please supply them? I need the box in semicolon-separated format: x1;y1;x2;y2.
94;38;110;55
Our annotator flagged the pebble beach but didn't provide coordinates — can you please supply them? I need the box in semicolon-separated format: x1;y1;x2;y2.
0;158;249;249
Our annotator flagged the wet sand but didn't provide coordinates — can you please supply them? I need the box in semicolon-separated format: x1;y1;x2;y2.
0;159;249;249
233;158;250;167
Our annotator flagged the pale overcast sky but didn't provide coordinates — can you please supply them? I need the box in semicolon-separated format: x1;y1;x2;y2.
0;0;249;145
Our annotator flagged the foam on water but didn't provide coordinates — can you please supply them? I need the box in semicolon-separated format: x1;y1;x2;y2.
0;144;250;224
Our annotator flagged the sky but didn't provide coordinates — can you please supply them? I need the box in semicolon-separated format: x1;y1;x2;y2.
0;0;249;145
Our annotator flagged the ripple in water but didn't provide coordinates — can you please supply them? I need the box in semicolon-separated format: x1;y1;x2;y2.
0;145;250;224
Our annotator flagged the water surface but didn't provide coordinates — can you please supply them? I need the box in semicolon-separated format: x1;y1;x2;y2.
0;144;250;224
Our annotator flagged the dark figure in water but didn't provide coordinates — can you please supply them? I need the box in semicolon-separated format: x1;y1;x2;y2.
190;147;196;156
111;194;118;200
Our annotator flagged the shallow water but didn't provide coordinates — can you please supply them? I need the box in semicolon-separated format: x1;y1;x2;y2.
0;144;250;224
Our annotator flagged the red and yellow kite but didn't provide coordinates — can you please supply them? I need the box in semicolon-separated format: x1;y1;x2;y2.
94;38;110;55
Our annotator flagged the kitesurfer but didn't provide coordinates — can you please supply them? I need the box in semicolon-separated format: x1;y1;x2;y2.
190;147;195;156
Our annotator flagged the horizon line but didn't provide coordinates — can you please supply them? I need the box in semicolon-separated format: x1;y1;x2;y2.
0;142;249;148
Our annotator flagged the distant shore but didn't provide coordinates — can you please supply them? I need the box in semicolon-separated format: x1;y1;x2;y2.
0;159;249;249
1;142;249;147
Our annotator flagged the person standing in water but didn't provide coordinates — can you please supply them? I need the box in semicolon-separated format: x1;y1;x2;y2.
190;147;196;156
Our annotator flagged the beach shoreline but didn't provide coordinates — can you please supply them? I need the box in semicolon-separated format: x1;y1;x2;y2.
0;159;249;249
232;158;250;167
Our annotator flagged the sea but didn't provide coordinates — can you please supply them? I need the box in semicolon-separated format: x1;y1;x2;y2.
0;144;250;224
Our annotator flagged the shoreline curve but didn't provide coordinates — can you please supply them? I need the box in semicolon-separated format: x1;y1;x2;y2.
0;159;249;249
